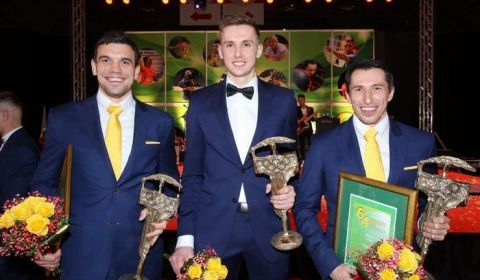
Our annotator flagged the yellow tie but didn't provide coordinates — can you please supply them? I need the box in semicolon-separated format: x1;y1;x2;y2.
106;104;123;180
364;127;385;182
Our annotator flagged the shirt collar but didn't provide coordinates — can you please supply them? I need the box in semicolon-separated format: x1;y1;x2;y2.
353;113;390;138
2;126;22;144
97;90;135;113
225;76;258;91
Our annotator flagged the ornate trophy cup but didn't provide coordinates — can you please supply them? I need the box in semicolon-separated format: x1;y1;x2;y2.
415;156;476;262
250;136;302;251
119;174;182;280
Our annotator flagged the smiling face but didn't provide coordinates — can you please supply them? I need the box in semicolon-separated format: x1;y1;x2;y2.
91;43;140;103
218;24;263;86
346;68;394;126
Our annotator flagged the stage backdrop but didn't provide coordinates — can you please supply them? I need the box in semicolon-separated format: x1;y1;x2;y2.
127;30;375;133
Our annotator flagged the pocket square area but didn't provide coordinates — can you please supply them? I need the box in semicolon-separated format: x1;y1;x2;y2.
145;140;161;144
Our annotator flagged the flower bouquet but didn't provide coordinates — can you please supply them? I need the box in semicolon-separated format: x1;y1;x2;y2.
354;239;428;280
178;247;228;280
0;191;69;260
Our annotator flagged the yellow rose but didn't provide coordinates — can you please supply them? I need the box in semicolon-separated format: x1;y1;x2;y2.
207;257;222;272
11;203;33;221
187;263;203;279
34;201;55;218
23;196;46;210
398;248;418;273
26;214;50;236
0;210;15;229
407;274;420;280
377;242;395;260
379;268;396;280
203;270;219;280
218;265;228;279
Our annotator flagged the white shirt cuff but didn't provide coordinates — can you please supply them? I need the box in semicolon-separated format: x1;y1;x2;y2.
176;235;194;248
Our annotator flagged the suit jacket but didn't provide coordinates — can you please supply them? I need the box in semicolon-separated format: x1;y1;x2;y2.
178;79;297;261
0;128;42;279
293;117;436;279
32;96;178;280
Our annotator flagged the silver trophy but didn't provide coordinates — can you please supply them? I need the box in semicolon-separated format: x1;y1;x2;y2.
250;136;302;251
415;156;476;262
119;174;182;280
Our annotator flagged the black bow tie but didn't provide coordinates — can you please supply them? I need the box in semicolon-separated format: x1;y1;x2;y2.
226;83;254;100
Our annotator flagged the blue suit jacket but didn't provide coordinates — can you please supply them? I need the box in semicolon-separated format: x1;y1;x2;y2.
178;79;297;261
32;96;178;280
293;118;436;279
0;128;41;279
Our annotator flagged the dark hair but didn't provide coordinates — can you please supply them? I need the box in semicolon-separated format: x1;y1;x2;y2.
0;91;23;114
92;30;141;66
345;59;394;92
219;14;260;41
297;94;306;99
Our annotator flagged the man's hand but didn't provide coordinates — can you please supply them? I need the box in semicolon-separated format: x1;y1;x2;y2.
422;215;450;241
266;184;296;210
139;208;168;246
330;263;357;280
34;249;61;271
169;246;194;276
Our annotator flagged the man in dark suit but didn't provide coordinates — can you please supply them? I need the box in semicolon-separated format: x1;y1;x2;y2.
32;30;178;279
169;14;297;280
0;91;42;279
296;93;314;160
294;60;450;280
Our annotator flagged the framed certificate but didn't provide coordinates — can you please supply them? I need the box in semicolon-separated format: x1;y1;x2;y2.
334;172;418;266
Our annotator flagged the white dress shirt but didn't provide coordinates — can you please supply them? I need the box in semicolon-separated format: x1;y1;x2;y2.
176;76;259;249
97;91;136;173
352;114;390;181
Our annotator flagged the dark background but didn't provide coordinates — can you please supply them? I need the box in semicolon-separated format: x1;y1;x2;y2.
0;0;479;158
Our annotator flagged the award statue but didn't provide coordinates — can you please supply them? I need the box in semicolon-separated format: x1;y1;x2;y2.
250;136;302;251
415;156;476;262
119;174;182;280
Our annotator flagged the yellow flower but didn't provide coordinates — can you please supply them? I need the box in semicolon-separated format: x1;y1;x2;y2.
187;263;203;279
379;268;396;280
34;201;55;218
398;248;418;273
407;274;420;280
218;265;228;279
377;242;395;260
25;214;50;236
207;257;222;272
203;270;219;280
414;252;422;261
0;210;15;229
23;196;46;210
11;203;33;221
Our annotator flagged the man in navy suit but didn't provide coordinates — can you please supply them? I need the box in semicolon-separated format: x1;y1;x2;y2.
0;91;42;279
32;30;178;279
294;59;450;280
169;14;297;280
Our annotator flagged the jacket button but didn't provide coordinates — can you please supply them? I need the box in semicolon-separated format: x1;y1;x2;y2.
113;188;120;193
232;198;238;203
241;168;246;174
108;221;114;227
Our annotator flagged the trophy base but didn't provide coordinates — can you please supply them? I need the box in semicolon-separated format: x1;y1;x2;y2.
118;274;149;280
271;230;303;251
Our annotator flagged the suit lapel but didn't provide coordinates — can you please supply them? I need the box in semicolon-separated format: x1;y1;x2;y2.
213;81;243;166
387;119;405;183
340;119;365;176
80;97;116;181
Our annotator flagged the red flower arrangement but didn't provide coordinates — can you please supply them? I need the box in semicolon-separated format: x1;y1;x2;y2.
354;239;428;280
0;191;69;260
178;247;228;280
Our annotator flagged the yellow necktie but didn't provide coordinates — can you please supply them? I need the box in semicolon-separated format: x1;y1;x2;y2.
106;104;123;180
364;127;385;182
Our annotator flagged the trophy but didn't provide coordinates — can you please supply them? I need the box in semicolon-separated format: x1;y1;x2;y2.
250;136;302;251
415;156;476;262
119;174;182;280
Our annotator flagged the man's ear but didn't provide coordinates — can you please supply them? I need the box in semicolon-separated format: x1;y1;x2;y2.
256;43;263;59
91;59;97;76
